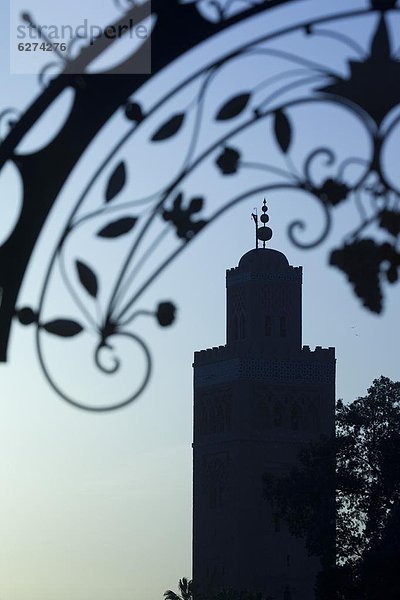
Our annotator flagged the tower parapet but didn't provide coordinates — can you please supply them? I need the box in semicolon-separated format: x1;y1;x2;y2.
194;344;335;367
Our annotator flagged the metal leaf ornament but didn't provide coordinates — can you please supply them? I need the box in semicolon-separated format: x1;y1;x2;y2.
215;93;251;120
274;110;292;153
105;162;126;203
97;217;137;238
76;260;98;299
151;113;185;141
42;319;83;337
320;15;400;125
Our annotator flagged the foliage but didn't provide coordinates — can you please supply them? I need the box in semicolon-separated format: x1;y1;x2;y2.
264;376;400;599
164;579;273;600
164;578;194;600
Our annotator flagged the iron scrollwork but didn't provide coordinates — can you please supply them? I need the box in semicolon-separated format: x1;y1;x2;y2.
0;0;399;410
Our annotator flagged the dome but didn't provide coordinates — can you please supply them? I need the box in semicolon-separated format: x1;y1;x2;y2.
238;248;289;272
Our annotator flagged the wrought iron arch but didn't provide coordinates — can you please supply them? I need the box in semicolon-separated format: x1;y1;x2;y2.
0;0;399;410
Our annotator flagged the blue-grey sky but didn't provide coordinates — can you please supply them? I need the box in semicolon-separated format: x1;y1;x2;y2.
0;1;399;599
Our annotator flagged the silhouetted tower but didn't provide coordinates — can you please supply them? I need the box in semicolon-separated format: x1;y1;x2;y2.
192;202;335;600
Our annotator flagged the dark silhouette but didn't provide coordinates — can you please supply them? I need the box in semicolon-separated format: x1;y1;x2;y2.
163;578;274;600
264;376;400;599
193;216;335;600
164;577;194;600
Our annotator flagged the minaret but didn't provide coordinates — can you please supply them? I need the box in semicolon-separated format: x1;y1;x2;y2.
227;200;302;356
192;202;335;600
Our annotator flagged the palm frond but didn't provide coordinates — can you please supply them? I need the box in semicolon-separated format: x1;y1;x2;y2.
164;590;181;600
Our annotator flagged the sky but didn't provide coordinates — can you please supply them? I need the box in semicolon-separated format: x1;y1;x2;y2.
0;1;399;599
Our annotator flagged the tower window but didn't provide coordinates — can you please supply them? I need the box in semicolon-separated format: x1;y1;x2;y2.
280;316;287;337
265;315;272;336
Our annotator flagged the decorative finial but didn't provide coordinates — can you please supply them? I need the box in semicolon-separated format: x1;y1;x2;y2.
251;208;258;249
252;199;272;248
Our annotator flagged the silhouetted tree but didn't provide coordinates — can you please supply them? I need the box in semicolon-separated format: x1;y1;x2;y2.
164;578;194;600
264;376;400;599
211;591;272;600
164;579;273;600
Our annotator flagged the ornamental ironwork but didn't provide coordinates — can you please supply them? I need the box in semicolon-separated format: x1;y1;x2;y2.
0;0;399;410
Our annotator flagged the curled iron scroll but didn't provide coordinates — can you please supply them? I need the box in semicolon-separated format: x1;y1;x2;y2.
0;0;399;410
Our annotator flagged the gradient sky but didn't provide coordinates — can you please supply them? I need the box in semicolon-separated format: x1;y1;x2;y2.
0;1;399;599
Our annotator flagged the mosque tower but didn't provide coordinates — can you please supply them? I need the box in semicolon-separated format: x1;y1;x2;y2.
192;201;335;600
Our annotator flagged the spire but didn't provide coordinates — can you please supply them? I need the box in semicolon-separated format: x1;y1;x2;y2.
252;199;273;249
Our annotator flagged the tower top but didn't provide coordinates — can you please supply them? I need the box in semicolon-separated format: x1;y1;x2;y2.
251;199;273;249
245;199;289;273
238;247;289;272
